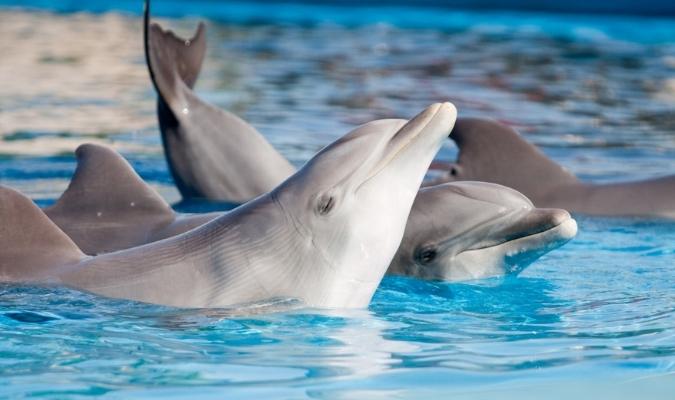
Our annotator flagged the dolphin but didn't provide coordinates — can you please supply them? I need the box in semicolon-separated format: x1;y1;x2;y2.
427;118;675;219
0;103;457;308
40;143;576;282
144;0;295;203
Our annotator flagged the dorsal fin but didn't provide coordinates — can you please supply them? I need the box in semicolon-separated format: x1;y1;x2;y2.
0;185;84;281
44;144;174;219
449;118;579;203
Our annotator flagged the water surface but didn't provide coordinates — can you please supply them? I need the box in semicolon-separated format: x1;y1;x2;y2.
0;3;674;398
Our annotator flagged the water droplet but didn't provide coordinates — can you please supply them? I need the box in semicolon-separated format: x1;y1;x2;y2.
130;202;135;207
185;39;191;46
96;212;102;217
182;107;189;115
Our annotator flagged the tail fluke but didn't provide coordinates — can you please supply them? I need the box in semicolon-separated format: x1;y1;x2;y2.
144;0;207;100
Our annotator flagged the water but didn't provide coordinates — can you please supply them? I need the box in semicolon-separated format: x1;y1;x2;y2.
1;1;675;398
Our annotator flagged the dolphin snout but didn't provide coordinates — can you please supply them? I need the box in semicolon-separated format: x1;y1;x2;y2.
518;207;578;241
391;102;456;144
495;207;575;244
543;208;578;240
534;208;572;231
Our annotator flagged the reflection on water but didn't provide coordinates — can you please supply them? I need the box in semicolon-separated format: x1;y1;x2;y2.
0;5;674;399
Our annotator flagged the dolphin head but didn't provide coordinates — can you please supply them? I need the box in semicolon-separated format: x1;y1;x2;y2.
271;103;457;307
389;181;577;281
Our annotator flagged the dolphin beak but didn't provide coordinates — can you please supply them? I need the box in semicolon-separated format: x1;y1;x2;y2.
510;208;576;241
359;102;457;189
388;102;457;154
467;208;577;251
456;207;577;277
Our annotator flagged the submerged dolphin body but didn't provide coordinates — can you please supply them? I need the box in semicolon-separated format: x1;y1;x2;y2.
42;144;576;282
0;103;457;308
428;118;675;219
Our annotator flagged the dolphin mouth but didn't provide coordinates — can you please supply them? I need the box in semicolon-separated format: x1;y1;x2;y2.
465;209;577;252
357;102;456;191
454;216;577;279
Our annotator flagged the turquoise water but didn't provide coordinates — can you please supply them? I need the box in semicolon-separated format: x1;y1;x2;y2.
1;1;675;398
1;218;674;398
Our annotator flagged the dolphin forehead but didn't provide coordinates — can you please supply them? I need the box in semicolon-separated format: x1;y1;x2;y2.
289;119;408;190
412;181;534;228
285;103;456;196
439;181;534;209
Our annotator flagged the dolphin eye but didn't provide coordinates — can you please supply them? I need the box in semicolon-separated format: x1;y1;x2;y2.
448;164;461;177
415;246;437;265
317;195;335;216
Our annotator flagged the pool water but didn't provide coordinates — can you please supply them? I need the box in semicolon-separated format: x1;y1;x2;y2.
1;1;674;398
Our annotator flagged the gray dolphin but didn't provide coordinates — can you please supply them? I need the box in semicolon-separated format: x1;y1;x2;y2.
41;143;576;282
428;118;675;219
0;103;457;308
144;0;295;203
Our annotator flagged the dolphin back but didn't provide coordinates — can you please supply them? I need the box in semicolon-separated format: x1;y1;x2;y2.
43;144;178;255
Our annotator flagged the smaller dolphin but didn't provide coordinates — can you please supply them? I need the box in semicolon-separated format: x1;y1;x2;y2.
40;144;576;282
390;182;577;281
0;103;456;308
427;118;675;219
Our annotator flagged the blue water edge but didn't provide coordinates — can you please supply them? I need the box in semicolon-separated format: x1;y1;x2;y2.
0;0;674;399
